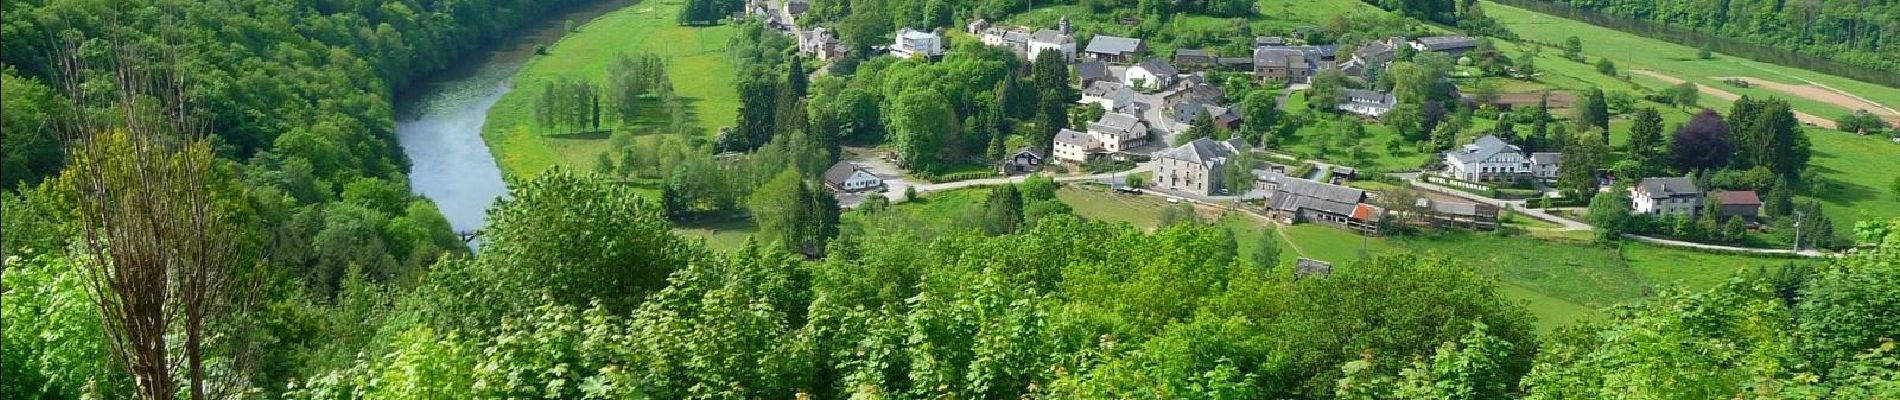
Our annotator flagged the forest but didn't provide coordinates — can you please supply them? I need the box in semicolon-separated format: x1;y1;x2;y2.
5;0;1900;399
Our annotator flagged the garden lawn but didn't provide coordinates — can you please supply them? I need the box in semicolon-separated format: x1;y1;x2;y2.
483;1;738;180
674;218;760;252
1056;186;1172;229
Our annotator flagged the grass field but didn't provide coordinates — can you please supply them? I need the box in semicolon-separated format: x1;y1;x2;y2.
483;1;738;180
674;218;759;252
1482;0;1900;116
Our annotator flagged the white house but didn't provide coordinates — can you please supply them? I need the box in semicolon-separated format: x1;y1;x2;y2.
1052;129;1101;164
1338;89;1398;117
1529;152;1562;180
1443;134;1531;182
1050;113;1150;163
1124;58;1179;90
823;162;884;192
891;28;944;59
979;17;1077;62
1631;176;1703;216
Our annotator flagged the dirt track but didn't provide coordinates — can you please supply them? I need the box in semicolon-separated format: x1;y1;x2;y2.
1715;76;1900;126
1629;70;1837;129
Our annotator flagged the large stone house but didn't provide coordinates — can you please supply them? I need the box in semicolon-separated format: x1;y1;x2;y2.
1443;134;1532;182
891;28;944;59
1170;101;1241;130
1083;35;1146;63
796;27;846;61
979;16;1077;62
1252;47;1314;83
1631;176;1703;216
1153;138;1248;196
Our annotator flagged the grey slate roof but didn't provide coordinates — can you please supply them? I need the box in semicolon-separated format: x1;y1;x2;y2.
1255;36;1287;46
1341;89;1398;108
1133;57;1180;77
1090;112;1143;134
1175;49;1216;65
1637;176;1701;199
1530;152;1561;165
1013;146;1045;159
1084;35;1143;55
1075;60;1110;81
1269;178;1366;216
1253;48;1310;69
1170;101;1239;125
1082;81;1126;97
823;162;865;186
1217;57;1254;67
1447;134;1523;163
1158;138;1245;167
1053;129;1097;147
1415;36;1478;52
1030;29;1072;45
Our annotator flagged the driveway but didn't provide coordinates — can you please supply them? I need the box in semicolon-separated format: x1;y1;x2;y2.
1408;178;1591;231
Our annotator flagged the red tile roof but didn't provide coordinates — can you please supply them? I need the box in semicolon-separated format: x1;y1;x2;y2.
1716;190;1762;205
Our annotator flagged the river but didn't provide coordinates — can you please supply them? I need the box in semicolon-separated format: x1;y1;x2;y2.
394;0;636;242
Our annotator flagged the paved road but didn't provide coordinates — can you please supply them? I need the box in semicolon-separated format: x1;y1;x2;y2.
1622;234;1823;257
1408;179;1591;230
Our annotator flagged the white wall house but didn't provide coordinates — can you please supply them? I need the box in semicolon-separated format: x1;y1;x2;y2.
1052;129;1100;164
1338;89;1398;117
1443;134;1533;182
1529;152;1562;180
1124;58;1179;90
824;162;884;193
1051;113;1150;164
891;28;944;59
1631;176;1703;216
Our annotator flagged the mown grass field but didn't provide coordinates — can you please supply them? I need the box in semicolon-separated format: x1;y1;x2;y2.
1006;0;1391;41
483;1;738;180
673;218;760;252
1482;0;1900;114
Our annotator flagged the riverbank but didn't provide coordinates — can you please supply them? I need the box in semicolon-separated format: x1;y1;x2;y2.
480;1;740;180
395;0;641;236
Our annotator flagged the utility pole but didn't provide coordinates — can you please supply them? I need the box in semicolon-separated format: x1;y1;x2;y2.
1791;210;1805;252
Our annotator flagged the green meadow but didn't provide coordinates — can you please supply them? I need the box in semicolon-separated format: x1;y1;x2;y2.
482;1;739;180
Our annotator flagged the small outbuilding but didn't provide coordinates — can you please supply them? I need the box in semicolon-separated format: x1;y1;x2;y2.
824;162;884;193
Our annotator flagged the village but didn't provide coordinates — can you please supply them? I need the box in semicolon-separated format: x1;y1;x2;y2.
771;5;1799;266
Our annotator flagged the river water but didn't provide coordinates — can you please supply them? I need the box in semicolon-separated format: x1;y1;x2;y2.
394;0;636;239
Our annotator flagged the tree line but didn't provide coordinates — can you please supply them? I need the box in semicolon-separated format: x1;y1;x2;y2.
18;162;1895;398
